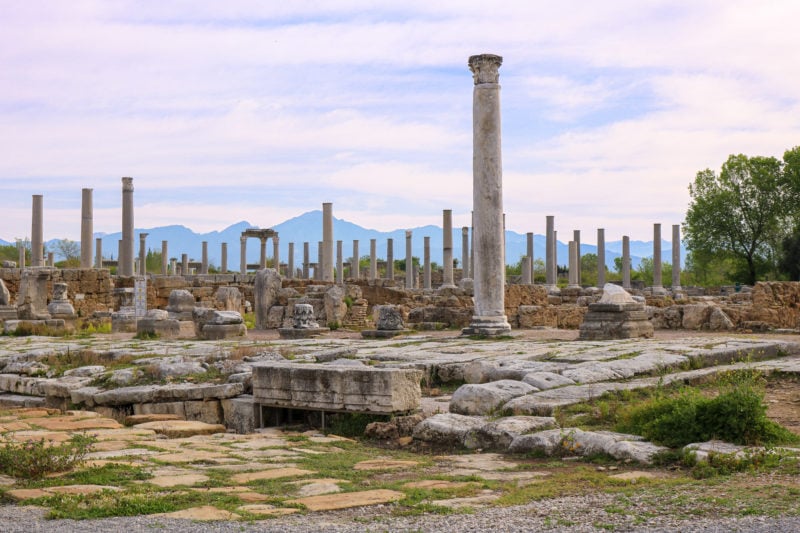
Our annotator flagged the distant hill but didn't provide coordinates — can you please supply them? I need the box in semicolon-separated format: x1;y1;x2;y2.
3;211;687;271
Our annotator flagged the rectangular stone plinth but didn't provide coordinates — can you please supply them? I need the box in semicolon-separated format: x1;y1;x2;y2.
252;362;422;414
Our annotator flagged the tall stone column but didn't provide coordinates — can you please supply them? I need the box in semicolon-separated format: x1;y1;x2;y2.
170;258;177;275
568;241;580;288
47;252;54;267
405;230;413;289
80;188;93;268
423;236;431;289
303;242;310;279
521;256;532;285
351;240;359;280
469;211;475;278
622;236;631;289
273;236;280;275
461;227;470;279
138;233;148;276
18;241;25;268
386;238;394;280
220;242;227;273
545;215;555;288
316;242;323;281
95;238;102;269
201;241;208;274
240;236;247;275
336;240;343;284
552;230;559;286
322;202;334;282
573;230;581;285
121;177;134;276
31;194;43;267
442;209;455;287
181;253;189;276
597;228;605;287
161;241;169;275
526;232;534;283
672;224;682;290
653;223;663;291
287;242;295;279
259;238;267;269
464;53;511;336
369;239;377;281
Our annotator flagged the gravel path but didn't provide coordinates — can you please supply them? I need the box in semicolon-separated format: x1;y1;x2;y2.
4;496;800;533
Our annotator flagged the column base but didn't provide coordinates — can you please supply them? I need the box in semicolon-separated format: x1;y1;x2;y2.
462;316;512;337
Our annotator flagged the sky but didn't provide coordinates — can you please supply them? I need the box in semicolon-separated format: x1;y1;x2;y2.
1;0;800;244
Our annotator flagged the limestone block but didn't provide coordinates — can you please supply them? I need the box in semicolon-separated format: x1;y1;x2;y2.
150;360;206;380
682;304;713;330
557;306;586;329
463;416;558;451
215;286;242;312
202;323;247;340
374;305;404;330
167;289;195;319
252;362;422;414
522;372;575;390
184;399;224;424
517;305;558;328
136;315;180;339
266;306;285;329
222;395;256;434
709;307;735;331
78;382;244;407
324;285;348;327
134;402;187;418
16;269;51;319
449;380;536;416
411;413;487;447
599;283;636;304
254;268;282;330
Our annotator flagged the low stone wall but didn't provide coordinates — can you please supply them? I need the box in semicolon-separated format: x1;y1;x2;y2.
0;268;114;316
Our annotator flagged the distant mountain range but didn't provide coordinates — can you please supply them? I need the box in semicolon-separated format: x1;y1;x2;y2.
1;210;686;271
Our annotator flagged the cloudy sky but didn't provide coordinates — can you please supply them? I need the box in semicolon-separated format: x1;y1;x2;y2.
2;0;799;244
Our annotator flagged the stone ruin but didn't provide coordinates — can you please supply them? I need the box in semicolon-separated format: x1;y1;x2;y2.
579;284;654;340
361;304;410;338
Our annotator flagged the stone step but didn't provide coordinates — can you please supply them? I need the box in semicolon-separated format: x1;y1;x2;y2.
0;393;46;409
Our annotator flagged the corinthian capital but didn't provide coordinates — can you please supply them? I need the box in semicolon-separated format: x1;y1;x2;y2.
468;54;502;85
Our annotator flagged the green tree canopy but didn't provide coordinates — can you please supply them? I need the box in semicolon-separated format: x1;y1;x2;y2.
684;153;794;285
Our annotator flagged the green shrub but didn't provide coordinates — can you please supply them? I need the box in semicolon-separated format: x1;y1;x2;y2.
616;370;798;447
0;433;96;479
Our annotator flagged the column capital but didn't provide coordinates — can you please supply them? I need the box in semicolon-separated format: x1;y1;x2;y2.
122;177;134;191
468;54;502;85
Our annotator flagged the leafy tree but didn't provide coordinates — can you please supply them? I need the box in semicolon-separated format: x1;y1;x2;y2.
684;153;793;285
779;229;800;281
580;253;599;287
53;238;80;267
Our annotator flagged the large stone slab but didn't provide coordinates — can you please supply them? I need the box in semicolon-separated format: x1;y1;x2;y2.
252;362;422;414
412;413;486;447
449;380;536;415
71;382;244;407
286;489;404;511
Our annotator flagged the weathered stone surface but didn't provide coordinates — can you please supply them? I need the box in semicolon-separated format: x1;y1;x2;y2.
0;279;11;306
463;416;558;451
252;362;422;414
508;428;666;464
324;285;348;327
449;380;535;415
682;304;713;330
375;305;404;330
221;395;256;434
517;305;557;328
709;307;735;331
579;289;653;340
133;420;226;438
230;468;315;484
254;268;281;330
215;286;242;312
599;284;636;304
412;413;487;447
156;506;240;521
16;269;51;319
522;372;575;390
286;489;404;511
72;382;244;407
166;289;195;320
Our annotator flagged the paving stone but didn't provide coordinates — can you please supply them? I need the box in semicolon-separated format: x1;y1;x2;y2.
22;416;123;431
230;438;289;449
237;504;299;516
287;489;404;511
353;459;418;471
90;440;133;452
149;474;210;487
86;448;162;460
230;468;315;484
132;420;226;438
291;479;343;497
154;449;231;464
5;488;50;501
47;484;121;495
431;491;500;508
156;506;240;521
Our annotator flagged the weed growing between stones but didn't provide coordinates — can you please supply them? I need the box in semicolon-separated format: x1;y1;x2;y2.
616;369;799;447
0;433;96;479
133;330;159;341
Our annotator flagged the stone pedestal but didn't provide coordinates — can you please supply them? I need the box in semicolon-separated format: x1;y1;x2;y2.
137;309;180;339
278;303;328;339
47;282;76;319
362;304;409;338
578;284;653;340
462;53;511;337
